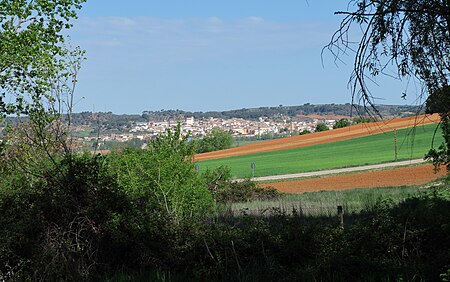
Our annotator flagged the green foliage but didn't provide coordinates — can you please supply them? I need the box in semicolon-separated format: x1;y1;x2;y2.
298;129;311;135
202;166;279;204
2;149;449;281
425;86;450;171
0;153;127;281
442;268;450;282
314;122;329;132
195;127;233;153
0;0;86;119
109;125;214;219
157;187;450;281
352;116;377;124
424;122;450;171
333;118;351;129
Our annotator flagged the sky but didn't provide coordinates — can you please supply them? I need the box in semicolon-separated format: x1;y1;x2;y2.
69;1;420;114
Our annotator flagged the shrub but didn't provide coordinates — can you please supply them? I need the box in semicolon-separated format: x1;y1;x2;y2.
0;153;128;281
202;166;279;203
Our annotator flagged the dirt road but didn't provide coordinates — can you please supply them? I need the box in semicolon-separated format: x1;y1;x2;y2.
245;159;427;182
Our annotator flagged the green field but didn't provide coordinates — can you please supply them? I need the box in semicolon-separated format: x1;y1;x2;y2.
198;123;443;178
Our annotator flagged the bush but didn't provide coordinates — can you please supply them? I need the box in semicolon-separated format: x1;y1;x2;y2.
202;166;279;203
0;153;128;281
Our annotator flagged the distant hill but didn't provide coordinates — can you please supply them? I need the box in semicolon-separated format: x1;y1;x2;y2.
2;104;424;129
142;104;423;121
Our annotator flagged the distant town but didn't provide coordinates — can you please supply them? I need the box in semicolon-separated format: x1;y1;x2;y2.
0;103;421;151
63;103;421;151
79;115;334;145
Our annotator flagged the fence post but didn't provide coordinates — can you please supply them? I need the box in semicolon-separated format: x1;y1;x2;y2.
394;129;398;161
337;205;344;229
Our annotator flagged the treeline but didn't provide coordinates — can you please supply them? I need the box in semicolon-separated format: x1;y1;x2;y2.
69;112;147;127
143;103;423;121
1;104;422;131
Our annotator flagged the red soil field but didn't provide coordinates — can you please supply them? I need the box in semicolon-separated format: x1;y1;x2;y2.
194;114;440;162
259;164;446;194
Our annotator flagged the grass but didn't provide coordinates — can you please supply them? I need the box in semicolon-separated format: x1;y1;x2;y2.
198;123;442;178
225;181;444;217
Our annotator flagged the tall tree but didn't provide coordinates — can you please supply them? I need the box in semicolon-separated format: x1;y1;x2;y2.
196;127;233;153
0;0;86;159
0;0;86;119
326;0;450;169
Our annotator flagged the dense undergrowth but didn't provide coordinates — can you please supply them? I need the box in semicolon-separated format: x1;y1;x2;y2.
102;186;450;282
0;125;449;281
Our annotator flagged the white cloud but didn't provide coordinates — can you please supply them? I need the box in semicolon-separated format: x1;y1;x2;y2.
245;16;265;24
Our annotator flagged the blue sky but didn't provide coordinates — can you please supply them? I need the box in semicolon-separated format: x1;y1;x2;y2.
69;1;419;114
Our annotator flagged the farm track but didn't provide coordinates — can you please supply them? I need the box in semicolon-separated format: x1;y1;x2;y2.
194;114;440;162
259;163;446;194
244;159;427;182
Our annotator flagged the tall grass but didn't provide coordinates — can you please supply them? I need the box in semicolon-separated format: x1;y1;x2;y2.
199;123;442;178
225;184;437;217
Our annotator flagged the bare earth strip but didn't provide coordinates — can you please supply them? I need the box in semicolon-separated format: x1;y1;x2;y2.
247;159;427;182
259;164;446;194
194;114;440;162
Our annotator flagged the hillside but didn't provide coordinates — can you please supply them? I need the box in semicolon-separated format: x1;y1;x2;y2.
143;103;422;121
194;114;440;162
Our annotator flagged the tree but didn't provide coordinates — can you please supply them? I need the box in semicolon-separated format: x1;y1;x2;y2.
195;127;233;153
0;3;91;278
109;125;214;220
0;0;86;165
299;129;311;135
0;0;86;118
315;123;329;132
326;1;450;169
352;116;377;124
333;118;351;129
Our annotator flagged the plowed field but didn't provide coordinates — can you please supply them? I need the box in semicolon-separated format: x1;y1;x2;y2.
260;164;446;194
194;114;440;162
